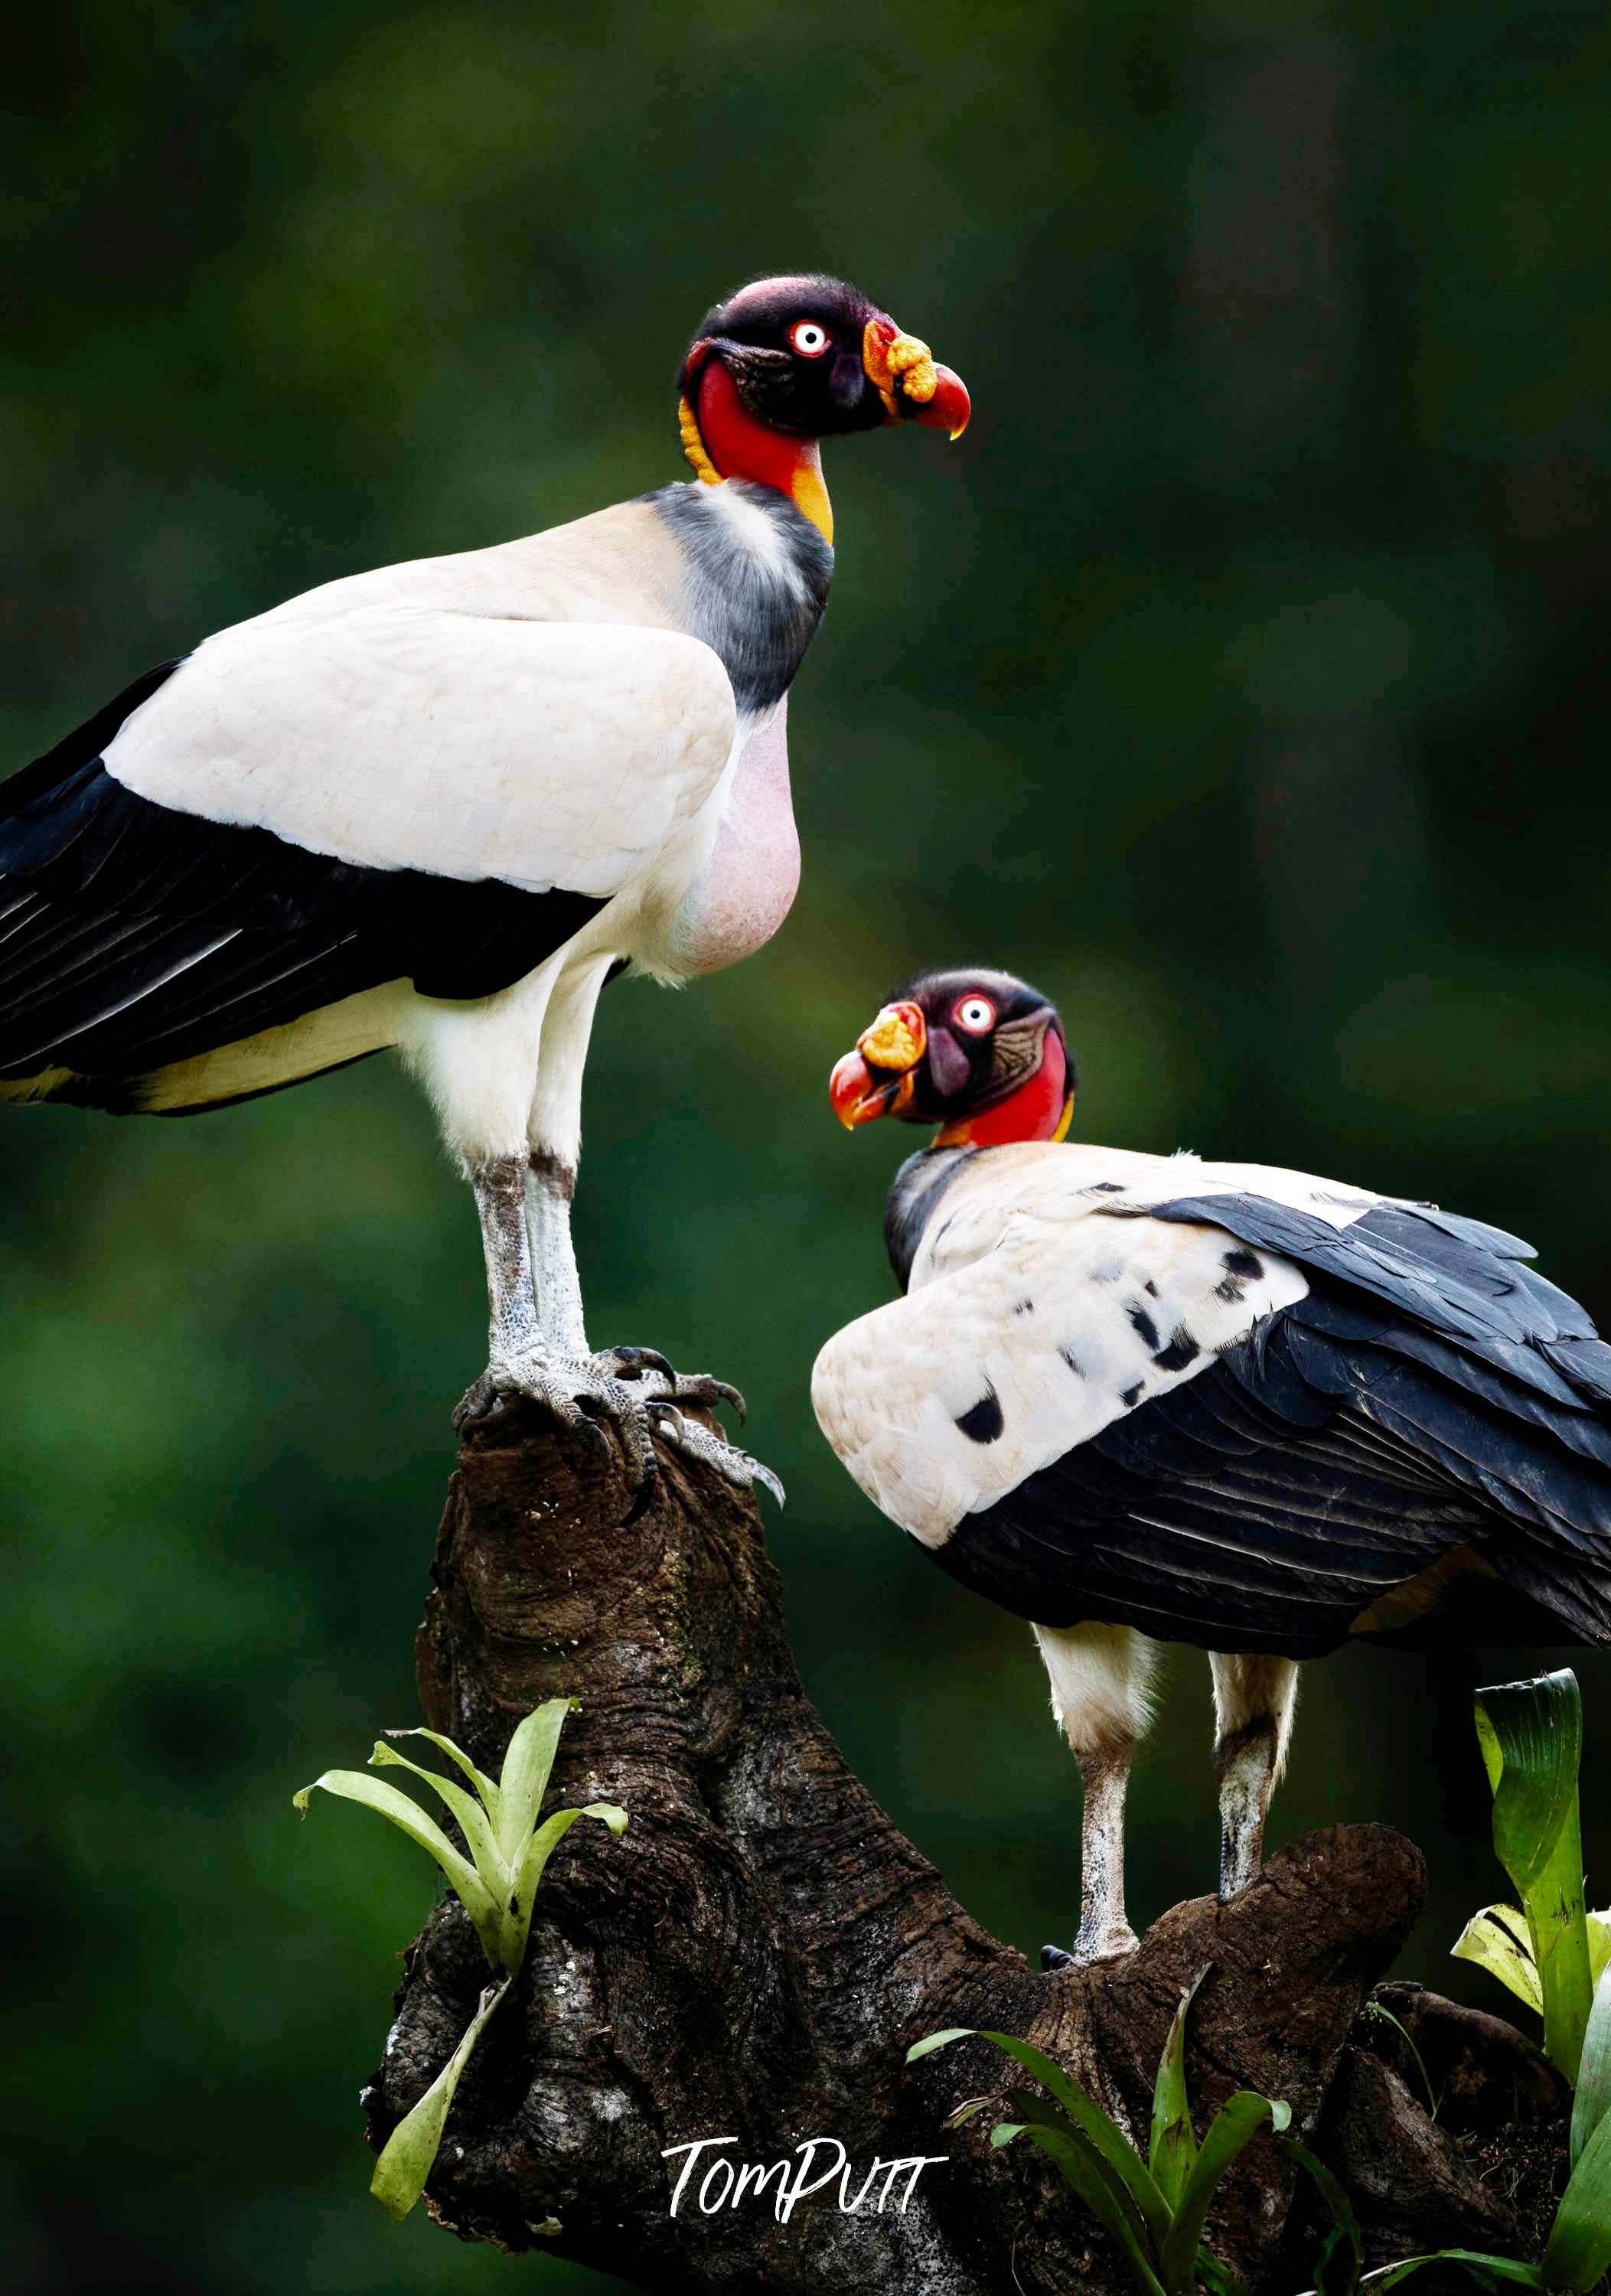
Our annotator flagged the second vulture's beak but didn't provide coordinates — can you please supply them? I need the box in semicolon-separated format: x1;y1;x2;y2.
829;1000;928;1127
862;318;970;439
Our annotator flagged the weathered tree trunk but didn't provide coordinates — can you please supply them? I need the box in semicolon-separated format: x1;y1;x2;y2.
364;1403;1562;2294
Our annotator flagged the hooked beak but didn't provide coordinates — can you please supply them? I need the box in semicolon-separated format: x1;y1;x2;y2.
829;1000;928;1127
863;318;970;439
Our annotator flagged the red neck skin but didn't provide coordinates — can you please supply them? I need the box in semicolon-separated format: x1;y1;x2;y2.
695;360;829;527
935;1030;1071;1148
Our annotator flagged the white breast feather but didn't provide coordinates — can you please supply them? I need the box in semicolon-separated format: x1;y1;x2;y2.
813;1141;1388;1549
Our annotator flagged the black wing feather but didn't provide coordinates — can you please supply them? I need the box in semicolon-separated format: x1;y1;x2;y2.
0;669;608;1087
933;1191;1611;1655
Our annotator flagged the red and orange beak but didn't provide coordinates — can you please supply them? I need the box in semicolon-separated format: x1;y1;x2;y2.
862;318;970;439
829;1000;928;1128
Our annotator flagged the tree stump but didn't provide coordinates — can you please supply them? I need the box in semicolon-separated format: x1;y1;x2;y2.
363;1402;1559;2294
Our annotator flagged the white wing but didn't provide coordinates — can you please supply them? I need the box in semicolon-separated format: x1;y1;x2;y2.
103;606;737;900
813;1202;1309;1548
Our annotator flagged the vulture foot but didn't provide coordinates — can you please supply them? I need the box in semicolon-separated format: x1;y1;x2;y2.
644;1401;786;1511
606;1345;748;1424
455;1350;661;1492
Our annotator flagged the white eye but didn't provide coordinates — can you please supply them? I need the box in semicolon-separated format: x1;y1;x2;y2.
954;996;996;1035
790;320;830;357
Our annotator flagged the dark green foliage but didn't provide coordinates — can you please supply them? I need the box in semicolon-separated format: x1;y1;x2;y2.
5;6;1611;2291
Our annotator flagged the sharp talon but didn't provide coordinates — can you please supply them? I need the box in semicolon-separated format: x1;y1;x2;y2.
710;1379;747;1425
1040;1944;1075;1972
611;1345;677;1383
750;1460;785;1510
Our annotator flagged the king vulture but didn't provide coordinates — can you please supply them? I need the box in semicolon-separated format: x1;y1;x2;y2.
0;276;967;1498
811;968;1611;1963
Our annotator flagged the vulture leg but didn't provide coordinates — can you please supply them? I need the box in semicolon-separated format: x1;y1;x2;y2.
1033;1622;1158;1966
1210;1652;1300;1899
458;954;781;1502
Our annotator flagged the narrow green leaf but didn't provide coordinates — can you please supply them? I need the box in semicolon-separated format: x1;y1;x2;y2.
1013;2121;1167;2296
293;1770;500;1963
990;2120;1025;2147
1150;1971;1206;2212
1475;1672;1593;2082
497;1802;625;1976
369;1977;510;2223
1195;2249;1253;2296
1158;2093;1287;2293
1452;1906;1544;2017
1570;1962;1611;2169
1590;1913;1611;1992
493;1699;578;1867
383;1727;500;1819
1279;2136;1363;2296
905;2027;977;2062
1542;2099;1611;2290
368;1743;506;1893
954;2029;1170;2244
1362;2252;1543;2291
1005;2089;1153;2251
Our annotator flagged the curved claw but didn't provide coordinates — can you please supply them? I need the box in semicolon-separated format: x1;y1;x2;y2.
608;1345;677;1384
645;1401;785;1511
1039;1943;1075;1973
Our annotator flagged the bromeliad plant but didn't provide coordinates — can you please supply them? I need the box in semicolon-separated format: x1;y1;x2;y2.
1288;1960;1611;2293
908;1974;1290;2296
1452;1669;1606;2084
295;1697;626;2223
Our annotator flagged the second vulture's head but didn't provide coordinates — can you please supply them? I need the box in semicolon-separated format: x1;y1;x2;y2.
677;275;970;543
830;968;1074;1148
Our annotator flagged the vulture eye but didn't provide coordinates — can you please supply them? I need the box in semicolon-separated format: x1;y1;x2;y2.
954;995;996;1035
790;321;830;357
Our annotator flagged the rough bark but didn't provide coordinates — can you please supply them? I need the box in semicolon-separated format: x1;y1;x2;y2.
361;1403;1559;2294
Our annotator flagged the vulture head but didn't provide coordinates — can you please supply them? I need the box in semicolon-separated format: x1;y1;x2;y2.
675;275;969;541
829;967;1075;1148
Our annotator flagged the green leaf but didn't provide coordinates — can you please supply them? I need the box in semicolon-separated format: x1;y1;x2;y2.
1475;1673;1581;1891
1150;1971;1206;2213
1195;2249;1253;2296
369;1977;510;2223
293;1769;501;1964
1452;1906;1545;2017
497;1802;626;1976
1006;2089;1153;2252
493;1698;577;1867
1279;2135;1363;2296
1542;2098;1611;2290
1475;1671;1593;2082
383;1727;500;1819
908;2028;1169;2244
1362;2252;1543;2291
1013;2120;1167;2296
368;1742;505;1890
1571;1962;1611;2169
1590;1913;1611;1992
906;2027;979;2061
1157;2092;1289;2294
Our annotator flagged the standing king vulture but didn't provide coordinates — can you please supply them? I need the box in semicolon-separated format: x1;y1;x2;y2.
0;276;967;1496
812;968;1611;1964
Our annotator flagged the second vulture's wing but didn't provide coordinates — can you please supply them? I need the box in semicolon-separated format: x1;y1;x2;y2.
814;1189;1611;1655
0;612;735;1097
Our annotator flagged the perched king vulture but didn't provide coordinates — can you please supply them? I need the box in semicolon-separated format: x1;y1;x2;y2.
812;968;1611;1963
0;276;967;1496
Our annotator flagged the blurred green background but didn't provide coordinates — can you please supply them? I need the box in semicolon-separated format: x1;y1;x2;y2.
4;3;1610;2289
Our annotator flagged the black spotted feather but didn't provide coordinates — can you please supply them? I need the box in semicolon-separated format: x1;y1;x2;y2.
934;1195;1611;1655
